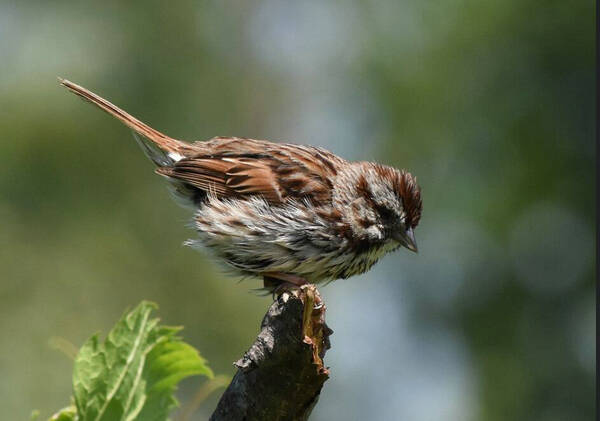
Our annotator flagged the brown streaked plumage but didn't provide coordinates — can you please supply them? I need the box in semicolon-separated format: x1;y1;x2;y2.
60;78;422;289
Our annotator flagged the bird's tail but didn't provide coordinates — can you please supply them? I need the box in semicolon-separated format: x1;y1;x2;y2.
59;78;187;166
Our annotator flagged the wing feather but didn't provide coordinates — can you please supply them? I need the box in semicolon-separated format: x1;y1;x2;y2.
156;138;344;204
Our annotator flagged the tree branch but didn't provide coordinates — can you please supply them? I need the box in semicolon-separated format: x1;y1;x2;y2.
210;285;333;421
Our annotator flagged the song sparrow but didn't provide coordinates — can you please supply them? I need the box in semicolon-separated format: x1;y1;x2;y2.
60;79;421;289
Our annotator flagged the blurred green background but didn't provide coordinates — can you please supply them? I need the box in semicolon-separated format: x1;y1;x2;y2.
0;1;594;420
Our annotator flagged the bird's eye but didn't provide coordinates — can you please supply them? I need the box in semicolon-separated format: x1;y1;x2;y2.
376;205;395;220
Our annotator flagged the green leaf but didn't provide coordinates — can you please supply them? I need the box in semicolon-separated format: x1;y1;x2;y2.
72;301;213;421
48;406;77;421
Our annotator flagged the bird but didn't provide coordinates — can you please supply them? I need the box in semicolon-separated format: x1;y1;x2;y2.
60;79;422;291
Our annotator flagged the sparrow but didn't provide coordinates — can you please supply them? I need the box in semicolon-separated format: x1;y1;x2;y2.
60;79;421;290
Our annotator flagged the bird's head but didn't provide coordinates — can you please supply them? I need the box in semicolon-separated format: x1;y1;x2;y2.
345;163;422;253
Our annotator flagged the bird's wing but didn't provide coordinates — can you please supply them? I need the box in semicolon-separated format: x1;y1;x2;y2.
156;137;344;204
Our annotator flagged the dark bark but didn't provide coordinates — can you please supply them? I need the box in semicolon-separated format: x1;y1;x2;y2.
210;285;332;421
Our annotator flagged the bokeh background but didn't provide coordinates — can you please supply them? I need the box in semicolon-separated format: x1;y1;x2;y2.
0;1;594;420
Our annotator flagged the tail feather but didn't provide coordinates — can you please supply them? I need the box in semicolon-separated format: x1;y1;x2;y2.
59;78;187;165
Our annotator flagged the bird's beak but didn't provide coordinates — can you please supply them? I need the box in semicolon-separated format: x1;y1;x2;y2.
401;228;418;253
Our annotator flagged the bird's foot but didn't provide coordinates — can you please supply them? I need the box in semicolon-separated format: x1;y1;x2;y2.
264;272;308;286
262;275;331;358
262;273;324;309
263;272;308;298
